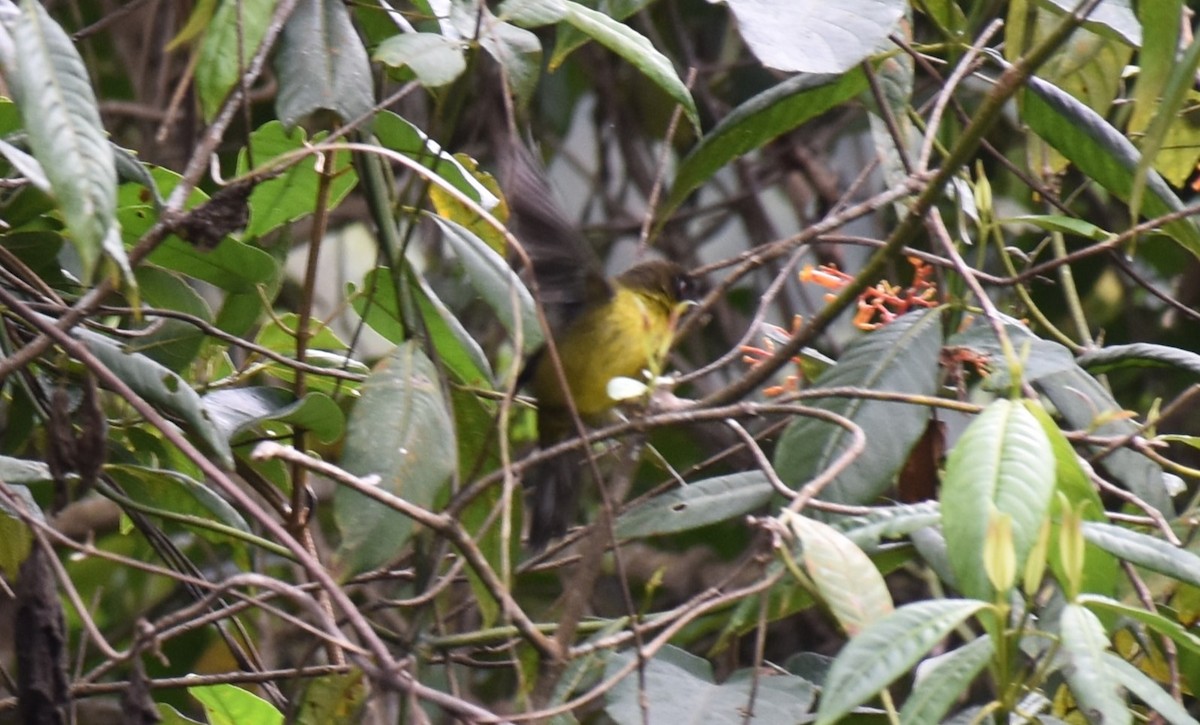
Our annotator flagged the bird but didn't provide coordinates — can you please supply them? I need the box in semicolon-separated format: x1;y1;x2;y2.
498;141;697;548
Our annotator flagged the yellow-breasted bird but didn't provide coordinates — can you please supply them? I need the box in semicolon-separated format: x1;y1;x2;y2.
499;142;697;548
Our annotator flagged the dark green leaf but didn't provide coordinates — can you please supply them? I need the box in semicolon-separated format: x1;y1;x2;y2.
1022;74;1200;256
204;388;345;444
667;70;867;215
1077;342;1200;377
774;308;943;505
274;0;374;128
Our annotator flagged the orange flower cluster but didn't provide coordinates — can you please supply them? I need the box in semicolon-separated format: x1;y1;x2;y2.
800;257;939;330
740;315;805;397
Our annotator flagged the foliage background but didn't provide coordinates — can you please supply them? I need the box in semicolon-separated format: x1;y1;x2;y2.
1;0;1200;722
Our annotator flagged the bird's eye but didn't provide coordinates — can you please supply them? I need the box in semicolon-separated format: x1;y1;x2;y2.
674;275;695;301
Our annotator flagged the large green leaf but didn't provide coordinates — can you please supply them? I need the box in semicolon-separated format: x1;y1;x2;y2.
815;599;989;725
0;0;127;281
274;0;374;128
1022;74;1200;256
76;326;233;469
774;308;942;505
1036;367;1173;515
190;682;283;725
501;0;698;130
434;215;543;353
604;645;815;724
1058;603;1130;725
203;387;345;444
666;69;867;215
106;464;252;544
196;0;281;121
940;399;1055;601
374;32;467;88
237;122;359;238
334;342;457;574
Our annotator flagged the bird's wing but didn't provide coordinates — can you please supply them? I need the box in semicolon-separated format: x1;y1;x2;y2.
497;140;612;331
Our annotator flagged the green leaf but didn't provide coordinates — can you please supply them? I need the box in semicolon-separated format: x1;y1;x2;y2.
667;70;867;215
106;464;252;542
1077;342;1200;377
1079;594;1200;657
433;215;543;353
899;635;993;724
774;308;943;505
351;267;493;386
190;682;283;725
787;512;894;635
940;399;1055;601
1021;74;1200;257
0;456;52;483
1037;0;1140;46
204;388;345;444
1036;368;1173;515
372;112;499;208
1025;402;1117;597
503;0;698;130
475;11;542;108
334;342;457;574
1058;603;1130;725
0;0;127;282
834;501;941;552
0;484;35;577
196;0;281;121
815;599;989;725
128;266;213;371
295;669;368;725
724;0;905;73
274;0;374;128
1005;214;1112;241
615;472;772;538
374;32;467;88
605;645;816;723
1102;652;1200;725
77;327;234;469
1081;522;1200;588
237;122;359;238
549;0;648;68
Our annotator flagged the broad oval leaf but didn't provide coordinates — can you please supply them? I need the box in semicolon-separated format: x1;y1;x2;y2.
940;399;1055;601
1058;603;1131;725
815;599;989;725
334;341;457;574
615;472;772;538
1077;342;1200;377
204;388;345;445
724;0;905;73
786;511;894;635
274;0;374;128
774;308;943;505
189;682;283;725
